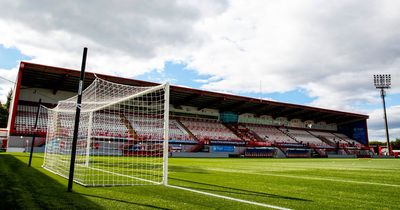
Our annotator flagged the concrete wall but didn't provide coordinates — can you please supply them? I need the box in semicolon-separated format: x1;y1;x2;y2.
19;87;75;104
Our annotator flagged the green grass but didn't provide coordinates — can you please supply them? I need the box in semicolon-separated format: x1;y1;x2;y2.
42;154;165;186
1;153;399;210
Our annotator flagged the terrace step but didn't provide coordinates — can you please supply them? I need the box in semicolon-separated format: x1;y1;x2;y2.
308;131;336;147
175;119;199;141
223;124;250;142
278;128;301;144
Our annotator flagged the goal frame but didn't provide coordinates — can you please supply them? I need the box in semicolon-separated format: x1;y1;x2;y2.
42;81;170;187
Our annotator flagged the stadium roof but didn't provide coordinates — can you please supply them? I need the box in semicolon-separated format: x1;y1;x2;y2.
18;62;368;125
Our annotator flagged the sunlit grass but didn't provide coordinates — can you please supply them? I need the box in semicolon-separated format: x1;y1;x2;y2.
1;153;399;209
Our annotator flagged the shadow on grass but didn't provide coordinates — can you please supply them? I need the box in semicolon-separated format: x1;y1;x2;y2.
0;154;102;209
170;177;311;202
169;165;210;174
11;153;43;159
78;193;171;210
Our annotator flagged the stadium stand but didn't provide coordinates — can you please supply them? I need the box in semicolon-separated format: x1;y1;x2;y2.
224;124;256;142
169;119;193;141
244;124;298;144
281;128;332;148
92;113;130;138
14;104;48;136
333;133;363;148
179;117;241;142
5;62;372;157
127;115;163;140
9;103;369;157
10;107;369;157
309;131;347;146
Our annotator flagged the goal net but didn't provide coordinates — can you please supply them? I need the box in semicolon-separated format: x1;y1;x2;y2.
42;77;169;186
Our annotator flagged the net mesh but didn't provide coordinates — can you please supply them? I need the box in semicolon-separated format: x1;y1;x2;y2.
43;77;169;186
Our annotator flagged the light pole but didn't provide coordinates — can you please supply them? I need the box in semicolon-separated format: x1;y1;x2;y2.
373;74;391;156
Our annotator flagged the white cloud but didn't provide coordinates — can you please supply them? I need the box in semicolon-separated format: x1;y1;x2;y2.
367;105;400;141
368;105;400;129
368;128;400;141
1;0;399;108
0;0;228;77
189;1;400;109
193;75;222;84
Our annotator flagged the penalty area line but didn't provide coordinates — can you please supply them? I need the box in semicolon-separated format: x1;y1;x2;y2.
167;184;291;210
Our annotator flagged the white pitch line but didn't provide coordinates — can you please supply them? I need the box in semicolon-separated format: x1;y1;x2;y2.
262;173;400;188
168;184;292;210
89;167;161;185
46;163;291;209
207;168;400;188
47;159;162;186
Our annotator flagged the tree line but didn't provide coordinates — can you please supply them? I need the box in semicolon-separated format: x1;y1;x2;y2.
0;90;12;128
369;139;400;150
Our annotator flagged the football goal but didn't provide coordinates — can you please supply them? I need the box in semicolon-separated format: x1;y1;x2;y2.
42;77;169;186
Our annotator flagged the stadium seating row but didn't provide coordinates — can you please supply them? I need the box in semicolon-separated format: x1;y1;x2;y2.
179;117;241;141
14;105;48;135
243;124;297;144
283;128;331;147
13;104;364;150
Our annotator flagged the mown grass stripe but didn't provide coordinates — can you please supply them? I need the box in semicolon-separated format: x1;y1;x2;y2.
168;184;292;210
201;167;400;188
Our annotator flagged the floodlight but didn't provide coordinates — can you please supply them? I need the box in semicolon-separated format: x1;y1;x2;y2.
374;74;391;89
373;74;392;155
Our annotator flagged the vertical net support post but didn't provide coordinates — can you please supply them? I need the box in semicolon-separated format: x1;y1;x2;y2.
68;47;87;192
42;107;55;169
29;98;42;167
162;83;170;186
85;112;93;167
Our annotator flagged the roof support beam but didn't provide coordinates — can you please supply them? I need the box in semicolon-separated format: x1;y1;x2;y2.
305;112;329;122
337;118;363;125
172;93;200;107
220;100;248;112
236;103;264;115
197;97;225;110
315;113;340;123
271;107;292;118
286;109;311;120
278;108;302;119
255;105;282;116
52;74;68;94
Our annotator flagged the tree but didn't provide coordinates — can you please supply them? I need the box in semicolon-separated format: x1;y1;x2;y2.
0;89;12;128
0;103;7;128
368;141;384;146
390;138;400;150
5;89;12;111
370;139;400;150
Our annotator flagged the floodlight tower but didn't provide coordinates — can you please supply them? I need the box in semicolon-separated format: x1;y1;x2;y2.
373;74;391;155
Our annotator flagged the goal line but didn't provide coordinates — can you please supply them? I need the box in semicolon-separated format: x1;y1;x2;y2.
168;184;292;210
86;166;291;210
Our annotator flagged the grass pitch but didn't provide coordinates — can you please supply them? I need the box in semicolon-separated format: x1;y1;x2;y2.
1;153;399;210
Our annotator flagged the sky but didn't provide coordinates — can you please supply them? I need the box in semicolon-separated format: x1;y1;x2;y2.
0;0;399;141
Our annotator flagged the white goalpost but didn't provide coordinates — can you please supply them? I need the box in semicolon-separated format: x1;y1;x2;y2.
42;77;169;186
